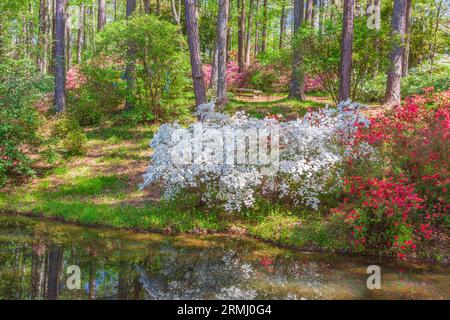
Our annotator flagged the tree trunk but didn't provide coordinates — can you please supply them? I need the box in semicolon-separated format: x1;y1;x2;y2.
245;0;254;65
77;4;85;64
338;0;355;102
254;0;259;58
98;0;106;31
38;0;48;74
54;0;66;113
384;0;407;106
261;0;268;53
279;0;286;49
217;0;230;109
238;0;246;72
184;0;208;107
210;43;218;89
156;0;161;15
125;0;137;111
402;0;412;77
305;0;313;24
289;0;306;100
65;8;72;70
144;0;151;14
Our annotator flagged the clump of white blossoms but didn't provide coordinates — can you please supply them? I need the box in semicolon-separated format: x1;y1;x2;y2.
140;100;369;212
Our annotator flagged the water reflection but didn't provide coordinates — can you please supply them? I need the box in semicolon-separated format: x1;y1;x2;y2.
0;215;448;300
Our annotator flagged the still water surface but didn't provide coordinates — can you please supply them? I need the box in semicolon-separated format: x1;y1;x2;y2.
0;214;448;300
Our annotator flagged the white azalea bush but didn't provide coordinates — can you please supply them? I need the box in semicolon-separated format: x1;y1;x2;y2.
140;100;370;212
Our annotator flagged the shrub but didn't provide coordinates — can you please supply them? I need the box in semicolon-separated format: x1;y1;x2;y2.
336;89;450;258
140;101;369;212
51;117;87;157
0;58;41;186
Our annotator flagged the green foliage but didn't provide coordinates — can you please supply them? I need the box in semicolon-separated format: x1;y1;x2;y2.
299;15;390;104
96;14;191;121
0;58;41;186
249;49;292;92
360;60;450;102
50;116;87;157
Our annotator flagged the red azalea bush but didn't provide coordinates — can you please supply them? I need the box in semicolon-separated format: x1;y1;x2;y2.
335;89;450;258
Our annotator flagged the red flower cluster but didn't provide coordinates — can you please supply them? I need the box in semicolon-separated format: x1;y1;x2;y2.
337;89;449;259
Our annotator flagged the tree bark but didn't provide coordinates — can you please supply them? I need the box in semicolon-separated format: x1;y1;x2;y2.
217;0;230;109
125;0;137;111
77;4;85;64
279;0;286;49
184;0;208;107
338;0;355;102
402;0;412;77
289;0;306;100
54;0;66;113
245;0;254;65
38;0;48;74
254;0;259;58
384;0;407;106
305;0;313;24
66;8;72;70
144;0;151;14
98;0;106;31
238;0;246;72
261;0;268;53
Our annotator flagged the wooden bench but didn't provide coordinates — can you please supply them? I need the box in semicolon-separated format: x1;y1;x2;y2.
234;88;263;99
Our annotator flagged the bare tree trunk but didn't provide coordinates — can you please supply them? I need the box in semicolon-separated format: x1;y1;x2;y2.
305;0;313;24
217;0;230;109
144;0;151;14
279;0;286;49
65;8;72;70
238;0;246;72
125;0;137;111
156;0;161;15
54;0;66;113
210;43;218;89
289;0;306;100
77;4;85;64
254;0;259;58
261;0;268;53
184;0;208;107
402;0;412;77
38;0;48;74
245;0;254;65
338;0;355;102
384;0;407;106
98;0;106;31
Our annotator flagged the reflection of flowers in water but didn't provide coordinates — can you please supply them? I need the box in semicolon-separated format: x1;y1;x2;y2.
137;245;331;300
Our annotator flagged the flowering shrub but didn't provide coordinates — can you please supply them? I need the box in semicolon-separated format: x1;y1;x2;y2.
203;61;247;89
140;100;368;212
336;89;450;258
66;66;87;91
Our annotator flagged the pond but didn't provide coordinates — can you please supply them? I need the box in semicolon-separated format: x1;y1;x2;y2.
0;214;448;300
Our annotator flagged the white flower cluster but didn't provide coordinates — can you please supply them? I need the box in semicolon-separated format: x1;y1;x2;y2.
140;100;369;212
